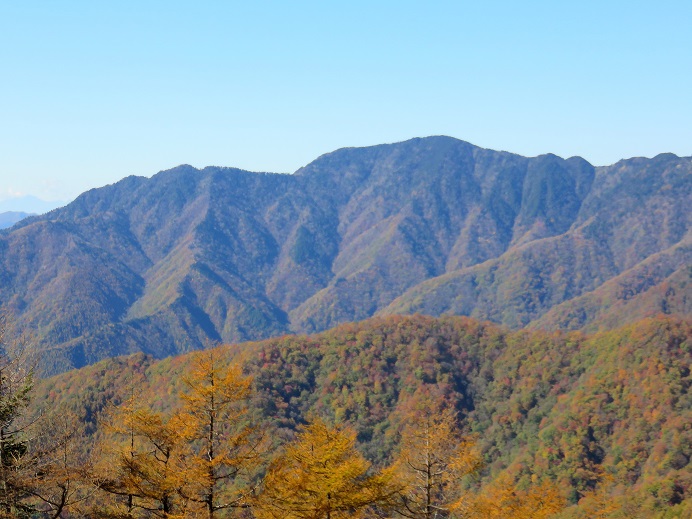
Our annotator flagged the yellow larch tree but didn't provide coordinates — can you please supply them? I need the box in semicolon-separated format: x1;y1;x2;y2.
390;407;483;519
94;398;194;518
256;417;396;519
177;349;264;518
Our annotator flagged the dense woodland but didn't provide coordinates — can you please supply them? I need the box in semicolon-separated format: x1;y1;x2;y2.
0;313;687;517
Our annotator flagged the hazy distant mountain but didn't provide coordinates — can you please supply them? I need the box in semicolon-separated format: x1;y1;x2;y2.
0;195;66;214
0;211;34;229
0;137;689;374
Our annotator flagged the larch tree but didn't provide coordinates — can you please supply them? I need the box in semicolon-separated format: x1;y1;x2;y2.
256;417;396;519
177;349;264;518
94;401;194;518
390;407;483;519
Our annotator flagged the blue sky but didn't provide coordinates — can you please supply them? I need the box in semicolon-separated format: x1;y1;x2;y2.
1;1;690;204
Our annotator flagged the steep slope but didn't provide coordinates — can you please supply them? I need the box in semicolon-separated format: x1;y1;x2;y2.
290;139;596;332
381;152;692;327
530;250;692;332
0;137;690;374
3;167;302;372
32;315;692;513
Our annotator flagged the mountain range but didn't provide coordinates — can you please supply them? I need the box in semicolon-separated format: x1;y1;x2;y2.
0;211;34;229
0;195;66;215
0;136;690;375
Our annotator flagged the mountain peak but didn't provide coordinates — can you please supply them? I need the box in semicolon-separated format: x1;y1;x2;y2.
0;139;689;375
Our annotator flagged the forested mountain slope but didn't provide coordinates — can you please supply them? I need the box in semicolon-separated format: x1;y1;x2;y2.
1;137;690;374
32;314;692;515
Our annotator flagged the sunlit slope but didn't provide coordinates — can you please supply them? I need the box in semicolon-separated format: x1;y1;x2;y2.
1;138;689;374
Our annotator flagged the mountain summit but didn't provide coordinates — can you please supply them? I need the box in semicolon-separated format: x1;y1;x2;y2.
1;137;689;374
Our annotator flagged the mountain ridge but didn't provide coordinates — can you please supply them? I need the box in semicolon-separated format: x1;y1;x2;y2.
0;136;689;374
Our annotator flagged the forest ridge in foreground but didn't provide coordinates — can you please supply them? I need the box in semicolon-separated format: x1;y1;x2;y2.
3;314;688;517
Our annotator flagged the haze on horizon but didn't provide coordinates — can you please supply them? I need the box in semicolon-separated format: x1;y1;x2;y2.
1;1;690;205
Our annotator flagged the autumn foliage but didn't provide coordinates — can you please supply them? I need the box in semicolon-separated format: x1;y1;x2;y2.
391;406;483;518
256;418;395;519
17;313;692;517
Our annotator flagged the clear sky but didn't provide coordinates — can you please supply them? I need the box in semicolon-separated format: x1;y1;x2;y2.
1;1;690;204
